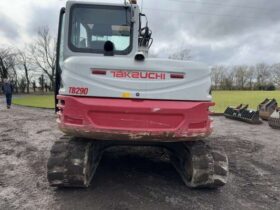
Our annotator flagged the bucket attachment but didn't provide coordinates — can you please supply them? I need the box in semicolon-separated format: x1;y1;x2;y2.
268;108;280;129
258;98;278;120
224;104;262;124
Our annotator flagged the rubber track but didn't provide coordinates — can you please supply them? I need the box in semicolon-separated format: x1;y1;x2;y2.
170;141;229;189
47;135;102;188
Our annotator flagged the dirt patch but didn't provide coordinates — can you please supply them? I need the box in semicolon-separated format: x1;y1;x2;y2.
0;99;280;210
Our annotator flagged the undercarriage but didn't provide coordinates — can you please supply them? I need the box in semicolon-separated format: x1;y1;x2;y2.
47;135;228;189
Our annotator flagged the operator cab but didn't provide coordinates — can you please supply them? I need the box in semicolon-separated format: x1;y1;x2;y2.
59;1;152;60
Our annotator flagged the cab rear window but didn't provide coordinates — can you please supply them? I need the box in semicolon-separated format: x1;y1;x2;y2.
69;4;133;55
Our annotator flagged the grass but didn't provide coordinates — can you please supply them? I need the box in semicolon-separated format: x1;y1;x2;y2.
13;91;280;113
212;91;280;113
13;95;55;109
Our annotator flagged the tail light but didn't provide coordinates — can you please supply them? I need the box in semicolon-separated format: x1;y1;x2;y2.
92;69;107;75
170;73;185;79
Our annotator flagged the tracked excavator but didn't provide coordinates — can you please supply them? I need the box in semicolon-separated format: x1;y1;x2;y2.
48;0;229;188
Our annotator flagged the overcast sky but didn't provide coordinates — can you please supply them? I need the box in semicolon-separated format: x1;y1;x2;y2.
0;0;279;65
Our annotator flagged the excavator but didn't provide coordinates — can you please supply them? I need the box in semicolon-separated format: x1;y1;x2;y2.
48;0;229;188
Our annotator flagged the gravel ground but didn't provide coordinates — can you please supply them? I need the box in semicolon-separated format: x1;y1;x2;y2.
0;98;279;210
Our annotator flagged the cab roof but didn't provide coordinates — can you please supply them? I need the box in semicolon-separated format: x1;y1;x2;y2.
67;1;129;7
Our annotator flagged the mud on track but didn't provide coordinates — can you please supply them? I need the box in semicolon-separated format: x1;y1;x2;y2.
0;99;279;210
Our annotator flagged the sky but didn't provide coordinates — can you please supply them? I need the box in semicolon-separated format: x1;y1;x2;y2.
0;0;279;65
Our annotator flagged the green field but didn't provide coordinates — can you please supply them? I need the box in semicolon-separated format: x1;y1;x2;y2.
13;95;55;109
212;91;280;113
13;91;280;113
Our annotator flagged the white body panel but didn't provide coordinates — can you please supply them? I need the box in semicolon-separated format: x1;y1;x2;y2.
59;1;212;101
60;56;212;101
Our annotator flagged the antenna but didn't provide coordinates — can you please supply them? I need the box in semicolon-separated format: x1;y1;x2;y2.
141;0;144;12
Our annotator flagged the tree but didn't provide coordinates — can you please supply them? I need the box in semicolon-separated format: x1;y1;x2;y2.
247;66;255;90
17;48;33;93
234;65;249;90
32;81;37;92
39;74;45;92
19;77;27;93
255;63;271;88
9;65;19;94
270;63;280;88
30;27;56;90
211;65;226;90
169;49;192;60
220;68;235;90
0;48;16;81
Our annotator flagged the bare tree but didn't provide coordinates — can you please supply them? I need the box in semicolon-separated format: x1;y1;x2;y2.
247;66;255;90
255;63;271;88
169;49;192;60
30;27;56;90
234;65;249;90
0;48;17;81
7;65;19;94
39;74;46;92
19;77;27;93
271;63;280;88
211;65;226;90
17;48;33;93
32;81;37;92
220;67;235;90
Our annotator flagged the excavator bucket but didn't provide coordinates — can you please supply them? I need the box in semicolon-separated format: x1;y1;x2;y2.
258;98;278;120
224;104;262;124
268;108;280;129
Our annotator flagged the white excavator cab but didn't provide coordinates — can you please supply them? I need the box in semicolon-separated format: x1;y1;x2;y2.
56;0;211;102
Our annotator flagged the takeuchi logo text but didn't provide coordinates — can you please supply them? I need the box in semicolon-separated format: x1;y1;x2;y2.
110;71;166;80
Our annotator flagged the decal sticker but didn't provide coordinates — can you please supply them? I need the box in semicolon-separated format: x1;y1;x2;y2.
110;71;166;80
69;87;89;95
122;92;132;98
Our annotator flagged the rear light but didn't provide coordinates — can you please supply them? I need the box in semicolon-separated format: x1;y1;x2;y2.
92;69;107;75
170;73;185;79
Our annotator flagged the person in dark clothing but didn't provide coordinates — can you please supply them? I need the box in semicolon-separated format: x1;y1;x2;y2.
1;79;13;109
